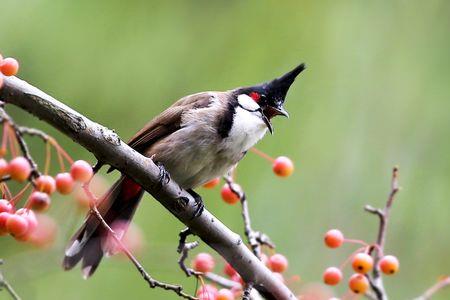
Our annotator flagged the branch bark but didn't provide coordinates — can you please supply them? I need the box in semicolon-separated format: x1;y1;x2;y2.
0;76;296;300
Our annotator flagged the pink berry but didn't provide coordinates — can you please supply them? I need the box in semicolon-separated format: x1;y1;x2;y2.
223;262;237;277
0;159;9;177
220;183;241;205
0;57;19;76
9;156;31;182
55;172;75;195
29;191;51;212
323;267;342;285
35;175;56;194
193;253;215;273
324;229;344;248
272;156;294;177
70;160;93;183
216;288;235;300
268;254;288;273
0;199;13;213
6;214;29;237
0;212;11;235
15;208;37;233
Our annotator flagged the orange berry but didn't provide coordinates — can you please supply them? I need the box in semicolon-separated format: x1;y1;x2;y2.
379;255;399;275
223;262;237;277
29;191;51;212
268;254;288;273
0;159;9;177
203;177;220;189
348;273;369;294
323;267;342;285
272;156;294;177
351;253;374;274
6;214;29;237
55;172;75;195
324;229;344;248
216;289;235;300
35;175;56;194
9;156;31;182
0;57;19;76
220;183;241;205
193;253;215;273
70;160;93;183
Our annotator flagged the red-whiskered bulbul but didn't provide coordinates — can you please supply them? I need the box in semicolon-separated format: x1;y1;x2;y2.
63;63;306;277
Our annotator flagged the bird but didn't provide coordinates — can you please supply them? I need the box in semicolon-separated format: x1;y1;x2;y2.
63;63;306;278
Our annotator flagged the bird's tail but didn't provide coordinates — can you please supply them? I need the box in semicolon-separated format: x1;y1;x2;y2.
63;176;144;278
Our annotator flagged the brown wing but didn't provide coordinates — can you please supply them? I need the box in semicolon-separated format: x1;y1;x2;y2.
127;92;214;153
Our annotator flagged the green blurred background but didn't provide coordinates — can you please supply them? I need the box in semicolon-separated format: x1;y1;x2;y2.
1;0;450;299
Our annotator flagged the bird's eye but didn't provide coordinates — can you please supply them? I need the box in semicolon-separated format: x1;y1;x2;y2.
249;92;261;102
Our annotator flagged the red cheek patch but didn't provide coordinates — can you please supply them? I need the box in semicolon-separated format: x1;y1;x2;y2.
249;92;261;102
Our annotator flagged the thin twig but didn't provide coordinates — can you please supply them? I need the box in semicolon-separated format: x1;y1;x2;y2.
82;185;197;300
364;167;400;300
414;276;450;300
177;228;202;277
0;260;21;300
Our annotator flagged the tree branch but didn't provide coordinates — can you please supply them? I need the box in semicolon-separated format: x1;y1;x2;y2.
414;276;450;300
0;260;21;300
0;76;295;299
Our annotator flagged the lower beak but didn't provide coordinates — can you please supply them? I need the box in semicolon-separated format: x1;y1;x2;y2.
273;106;289;118
262;114;274;134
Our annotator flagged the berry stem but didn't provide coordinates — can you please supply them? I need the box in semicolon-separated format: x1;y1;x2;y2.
339;246;366;270
44;141;51;175
249;147;275;163
10;183;31;206
1;121;9;156
343;238;369;246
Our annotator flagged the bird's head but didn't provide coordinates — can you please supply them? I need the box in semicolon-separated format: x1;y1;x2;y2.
235;63;306;134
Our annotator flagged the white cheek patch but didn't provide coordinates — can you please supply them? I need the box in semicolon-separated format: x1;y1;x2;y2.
237;94;260;111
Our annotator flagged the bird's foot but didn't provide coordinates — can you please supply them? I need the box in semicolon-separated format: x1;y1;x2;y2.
187;189;204;219
156;163;171;187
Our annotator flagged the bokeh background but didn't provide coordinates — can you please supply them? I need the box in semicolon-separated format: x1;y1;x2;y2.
1;0;450;299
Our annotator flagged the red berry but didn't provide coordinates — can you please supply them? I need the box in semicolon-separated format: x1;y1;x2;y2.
55;172;75;195
193;253;215;273
348;273;369;294
0;212;11;235
223;262;237;277
323;267;342;285
220;183;241;205
6;214;29;237
0;57;19;76
203;177;220;189
0;159;9;177
351;253;374;274
216;288;235;300
70;160;93;183
29;191;51;212
0;199;13;213
35;175;56;194
268;254;288;273
379;255;399;275
324;229;344;248
272;156;294;177
9;156;31;182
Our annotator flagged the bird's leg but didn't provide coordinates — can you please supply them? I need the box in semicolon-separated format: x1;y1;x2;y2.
187;189;204;219
156;162;171;187
92;160;105;174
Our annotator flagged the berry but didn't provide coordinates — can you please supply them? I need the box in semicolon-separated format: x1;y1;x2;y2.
28;214;57;248
35;175;56;194
348;273;369;294
223;262;237;277
220;183;241;205
193;253;215;273
15;208;37;234
379;255;399;275
0;212;11;235
268;254;288;273
6;214;29;237
216;289;235;300
29;191;51;212
203;177;220;189
272;156;294;177
70;160;93;183
0;199;13;213
55;172;75;194
0;159;9;177
323;267;342;285
9;156;31;182
324;229;344;248
351;253;374;274
0;57;19;76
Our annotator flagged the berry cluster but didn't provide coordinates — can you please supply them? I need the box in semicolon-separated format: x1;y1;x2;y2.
322;229;399;296
191;252;291;299
0;52;19;89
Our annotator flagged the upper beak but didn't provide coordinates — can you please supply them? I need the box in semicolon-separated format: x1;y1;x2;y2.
272;105;289;118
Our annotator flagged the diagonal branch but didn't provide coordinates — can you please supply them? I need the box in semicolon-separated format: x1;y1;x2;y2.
0;260;21;300
0;75;296;300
